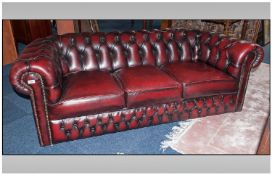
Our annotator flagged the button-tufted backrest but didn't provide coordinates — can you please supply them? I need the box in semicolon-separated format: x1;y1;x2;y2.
56;29;245;79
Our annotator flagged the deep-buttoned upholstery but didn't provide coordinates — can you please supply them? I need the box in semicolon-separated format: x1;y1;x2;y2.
9;29;264;146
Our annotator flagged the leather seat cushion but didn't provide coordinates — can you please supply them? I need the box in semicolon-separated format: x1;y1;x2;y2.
48;71;125;119
114;65;182;108
162;62;238;98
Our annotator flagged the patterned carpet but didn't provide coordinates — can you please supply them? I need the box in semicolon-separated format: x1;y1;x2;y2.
161;63;270;154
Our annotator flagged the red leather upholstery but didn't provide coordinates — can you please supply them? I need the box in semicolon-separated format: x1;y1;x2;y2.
48;71;125;119
50;93;237;143
9;29;264;146
114;65;181;107
9;36;63;104
162;62;238;98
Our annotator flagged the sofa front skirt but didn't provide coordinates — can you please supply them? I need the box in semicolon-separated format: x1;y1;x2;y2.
50;93;237;144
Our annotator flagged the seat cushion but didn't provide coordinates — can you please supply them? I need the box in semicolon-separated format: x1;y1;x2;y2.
114;65;182;108
48;71;125;119
162;62;238;98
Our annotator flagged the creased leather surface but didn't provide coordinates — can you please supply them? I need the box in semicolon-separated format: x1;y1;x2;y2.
114;65;181;108
9;29;264;146
162;62;238;98
48;71;125;119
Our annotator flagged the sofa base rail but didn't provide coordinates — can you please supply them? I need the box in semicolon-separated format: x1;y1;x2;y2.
49;93;237;145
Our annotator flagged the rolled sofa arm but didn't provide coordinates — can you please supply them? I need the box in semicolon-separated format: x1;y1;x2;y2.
9;36;63;104
227;41;264;78
250;44;264;71
226;41;264;111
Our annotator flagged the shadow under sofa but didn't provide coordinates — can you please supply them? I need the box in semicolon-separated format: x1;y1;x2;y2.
9;29;264;146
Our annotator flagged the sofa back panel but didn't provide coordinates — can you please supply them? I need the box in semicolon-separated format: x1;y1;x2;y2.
56;29;245;78
57;30;201;75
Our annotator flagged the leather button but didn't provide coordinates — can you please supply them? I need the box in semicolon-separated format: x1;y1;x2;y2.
100;36;105;44
69;37;75;45
215;106;219;112
114;35;119;43
157;33;162;40
114;123;119;130
90;127;96;133
73;123;77;128
207;107;210;113
102;124;107;131
130;35;136;43
143;33;149;41
84;119;89;125
84;37;90;44
97;118;102;125
170;33;174;40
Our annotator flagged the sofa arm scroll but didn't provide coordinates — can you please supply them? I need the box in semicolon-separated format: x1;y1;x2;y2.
9;36;63;104
227;41;264;75
251;44;264;71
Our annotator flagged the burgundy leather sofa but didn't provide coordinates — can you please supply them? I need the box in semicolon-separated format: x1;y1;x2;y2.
9;29;264;146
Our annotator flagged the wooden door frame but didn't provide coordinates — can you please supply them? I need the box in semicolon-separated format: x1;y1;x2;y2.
3;20;18;65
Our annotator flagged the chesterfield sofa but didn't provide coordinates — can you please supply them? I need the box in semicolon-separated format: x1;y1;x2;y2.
9;29;264;146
